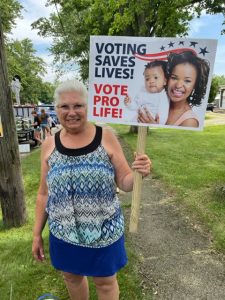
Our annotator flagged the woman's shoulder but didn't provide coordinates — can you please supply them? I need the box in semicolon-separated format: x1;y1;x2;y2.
175;110;199;127
101;124;118;141
100;125;120;157
180;116;199;127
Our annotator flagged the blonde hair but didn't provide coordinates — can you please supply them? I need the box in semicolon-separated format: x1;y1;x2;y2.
54;80;88;107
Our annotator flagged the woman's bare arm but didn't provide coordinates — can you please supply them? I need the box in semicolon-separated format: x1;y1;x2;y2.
102;128;151;192
32;137;54;261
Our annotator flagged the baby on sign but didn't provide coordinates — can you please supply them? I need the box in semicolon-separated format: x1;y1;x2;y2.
124;60;169;124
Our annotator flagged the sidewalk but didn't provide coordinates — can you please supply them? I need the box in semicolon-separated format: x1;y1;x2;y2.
119;137;225;300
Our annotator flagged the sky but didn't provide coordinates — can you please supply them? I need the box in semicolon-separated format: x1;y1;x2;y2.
7;0;225;83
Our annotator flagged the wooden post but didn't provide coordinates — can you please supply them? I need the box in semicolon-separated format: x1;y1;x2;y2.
0;18;26;227
129;126;147;233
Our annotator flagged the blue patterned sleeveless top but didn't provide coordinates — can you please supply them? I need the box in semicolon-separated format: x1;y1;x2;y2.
46;126;124;248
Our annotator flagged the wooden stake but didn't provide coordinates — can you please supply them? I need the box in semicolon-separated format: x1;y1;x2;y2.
129;126;147;233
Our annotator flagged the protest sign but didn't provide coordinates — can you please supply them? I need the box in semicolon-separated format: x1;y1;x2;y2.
88;36;217;130
88;36;217;232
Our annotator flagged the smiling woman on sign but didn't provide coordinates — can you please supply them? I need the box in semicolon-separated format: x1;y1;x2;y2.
32;80;151;300
138;51;210;128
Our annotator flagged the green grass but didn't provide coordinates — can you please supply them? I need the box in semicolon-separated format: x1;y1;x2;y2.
204;114;213;120
0;149;150;300
112;124;225;251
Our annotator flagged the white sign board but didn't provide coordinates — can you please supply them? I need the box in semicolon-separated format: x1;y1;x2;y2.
88;36;217;130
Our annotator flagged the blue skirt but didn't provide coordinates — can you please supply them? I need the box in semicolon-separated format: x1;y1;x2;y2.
49;232;127;277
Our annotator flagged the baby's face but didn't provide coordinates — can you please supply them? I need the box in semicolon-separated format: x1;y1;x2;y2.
144;66;166;93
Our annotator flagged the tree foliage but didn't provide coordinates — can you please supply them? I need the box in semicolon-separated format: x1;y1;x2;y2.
208;76;220;103
6;38;54;104
38;81;56;104
208;75;225;103
215;75;225;86
0;0;55;104
0;0;22;33
32;0;225;80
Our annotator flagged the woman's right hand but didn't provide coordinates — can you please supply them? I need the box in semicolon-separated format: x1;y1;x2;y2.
138;107;159;124
32;235;45;262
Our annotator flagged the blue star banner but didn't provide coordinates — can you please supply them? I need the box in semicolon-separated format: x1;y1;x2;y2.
88;36;217;131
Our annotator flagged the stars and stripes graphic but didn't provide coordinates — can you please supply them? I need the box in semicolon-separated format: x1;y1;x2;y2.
135;40;210;62
135;48;197;61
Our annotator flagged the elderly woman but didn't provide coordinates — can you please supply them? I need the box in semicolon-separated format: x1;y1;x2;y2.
32;80;151;300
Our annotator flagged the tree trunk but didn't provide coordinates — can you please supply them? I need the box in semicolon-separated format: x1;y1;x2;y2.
0;19;26;227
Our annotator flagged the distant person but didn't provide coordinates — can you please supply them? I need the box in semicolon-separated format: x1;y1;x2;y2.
11;75;21;105
39;109;51;139
31;110;42;146
124;61;169;124
48;116;56;128
48;115;56;135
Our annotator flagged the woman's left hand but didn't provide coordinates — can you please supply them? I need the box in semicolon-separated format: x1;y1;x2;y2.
132;153;151;178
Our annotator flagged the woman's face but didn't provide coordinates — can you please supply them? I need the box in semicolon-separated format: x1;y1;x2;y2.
56;91;87;130
167;63;197;103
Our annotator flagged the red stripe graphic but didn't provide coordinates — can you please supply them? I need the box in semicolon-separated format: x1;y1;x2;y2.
135;48;197;61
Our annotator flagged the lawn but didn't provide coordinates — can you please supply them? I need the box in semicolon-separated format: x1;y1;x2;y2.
114;124;225;251
0;149;149;300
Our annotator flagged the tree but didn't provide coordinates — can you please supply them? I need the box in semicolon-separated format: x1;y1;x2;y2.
0;18;26;227
0;0;22;33
216;75;225;86
208;76;220;103
208;75;225;105
6;39;47;104
1;0;53;104
32;0;225;80
38;81;56;104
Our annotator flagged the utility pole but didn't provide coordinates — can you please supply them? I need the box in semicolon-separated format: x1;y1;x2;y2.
0;18;26;226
